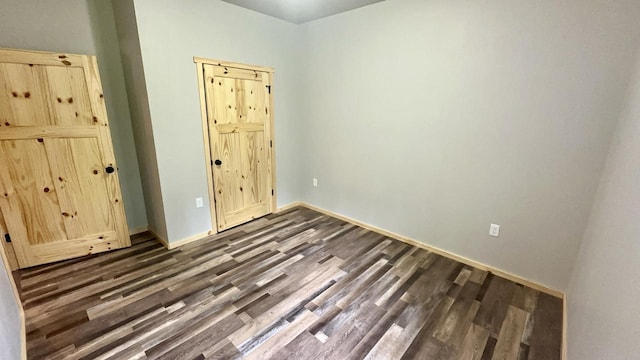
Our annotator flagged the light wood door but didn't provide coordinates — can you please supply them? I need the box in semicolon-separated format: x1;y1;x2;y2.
0;48;130;268
203;64;274;231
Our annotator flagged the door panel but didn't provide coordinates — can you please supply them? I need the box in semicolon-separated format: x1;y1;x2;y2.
45;137;115;238
240;131;266;207
219;132;244;212
45;66;95;126
0;48;130;267
204;64;273;231
0;63;52;126
0;139;67;244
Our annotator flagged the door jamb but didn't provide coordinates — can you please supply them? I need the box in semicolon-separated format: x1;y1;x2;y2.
193;57;276;233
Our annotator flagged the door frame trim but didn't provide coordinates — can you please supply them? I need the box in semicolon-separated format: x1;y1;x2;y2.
193;57;276;233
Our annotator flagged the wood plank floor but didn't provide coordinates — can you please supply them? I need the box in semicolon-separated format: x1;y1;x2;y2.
16;206;562;360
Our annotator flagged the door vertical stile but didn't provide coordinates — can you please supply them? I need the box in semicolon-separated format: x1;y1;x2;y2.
0;145;33;267
81;56;130;249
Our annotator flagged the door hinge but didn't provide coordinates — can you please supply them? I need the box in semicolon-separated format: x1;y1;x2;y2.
4;233;11;243
211;159;214;166
270;140;273;148
272;189;274;196
266;85;271;94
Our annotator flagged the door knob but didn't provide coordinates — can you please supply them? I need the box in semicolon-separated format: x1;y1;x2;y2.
105;166;115;174
214;159;222;166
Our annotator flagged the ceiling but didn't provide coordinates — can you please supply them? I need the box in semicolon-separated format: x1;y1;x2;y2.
220;0;385;24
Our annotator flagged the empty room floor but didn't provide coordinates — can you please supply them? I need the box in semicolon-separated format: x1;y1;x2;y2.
16;207;562;359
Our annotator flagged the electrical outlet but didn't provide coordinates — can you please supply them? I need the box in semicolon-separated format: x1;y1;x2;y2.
195;197;204;208
489;224;500;237
313;178;318;187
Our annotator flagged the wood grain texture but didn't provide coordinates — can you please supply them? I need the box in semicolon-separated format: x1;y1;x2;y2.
0;210;20;271
265;71;276;213
195;62;219;233
0;47;84;67
17;207;562;359
0;49;130;268
203;63;273;231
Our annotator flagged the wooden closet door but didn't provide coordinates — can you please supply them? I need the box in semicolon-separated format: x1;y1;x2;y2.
203;64;274;231
0;49;130;267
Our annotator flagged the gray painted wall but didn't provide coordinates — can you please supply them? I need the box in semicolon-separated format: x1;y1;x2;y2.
112;0;167;239
0;255;20;360
1;1;640;357
129;0;303;242
0;0;147;231
567;45;640;360
297;0;640;291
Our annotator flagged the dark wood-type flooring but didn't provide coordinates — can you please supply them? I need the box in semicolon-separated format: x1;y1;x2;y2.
16;206;562;359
